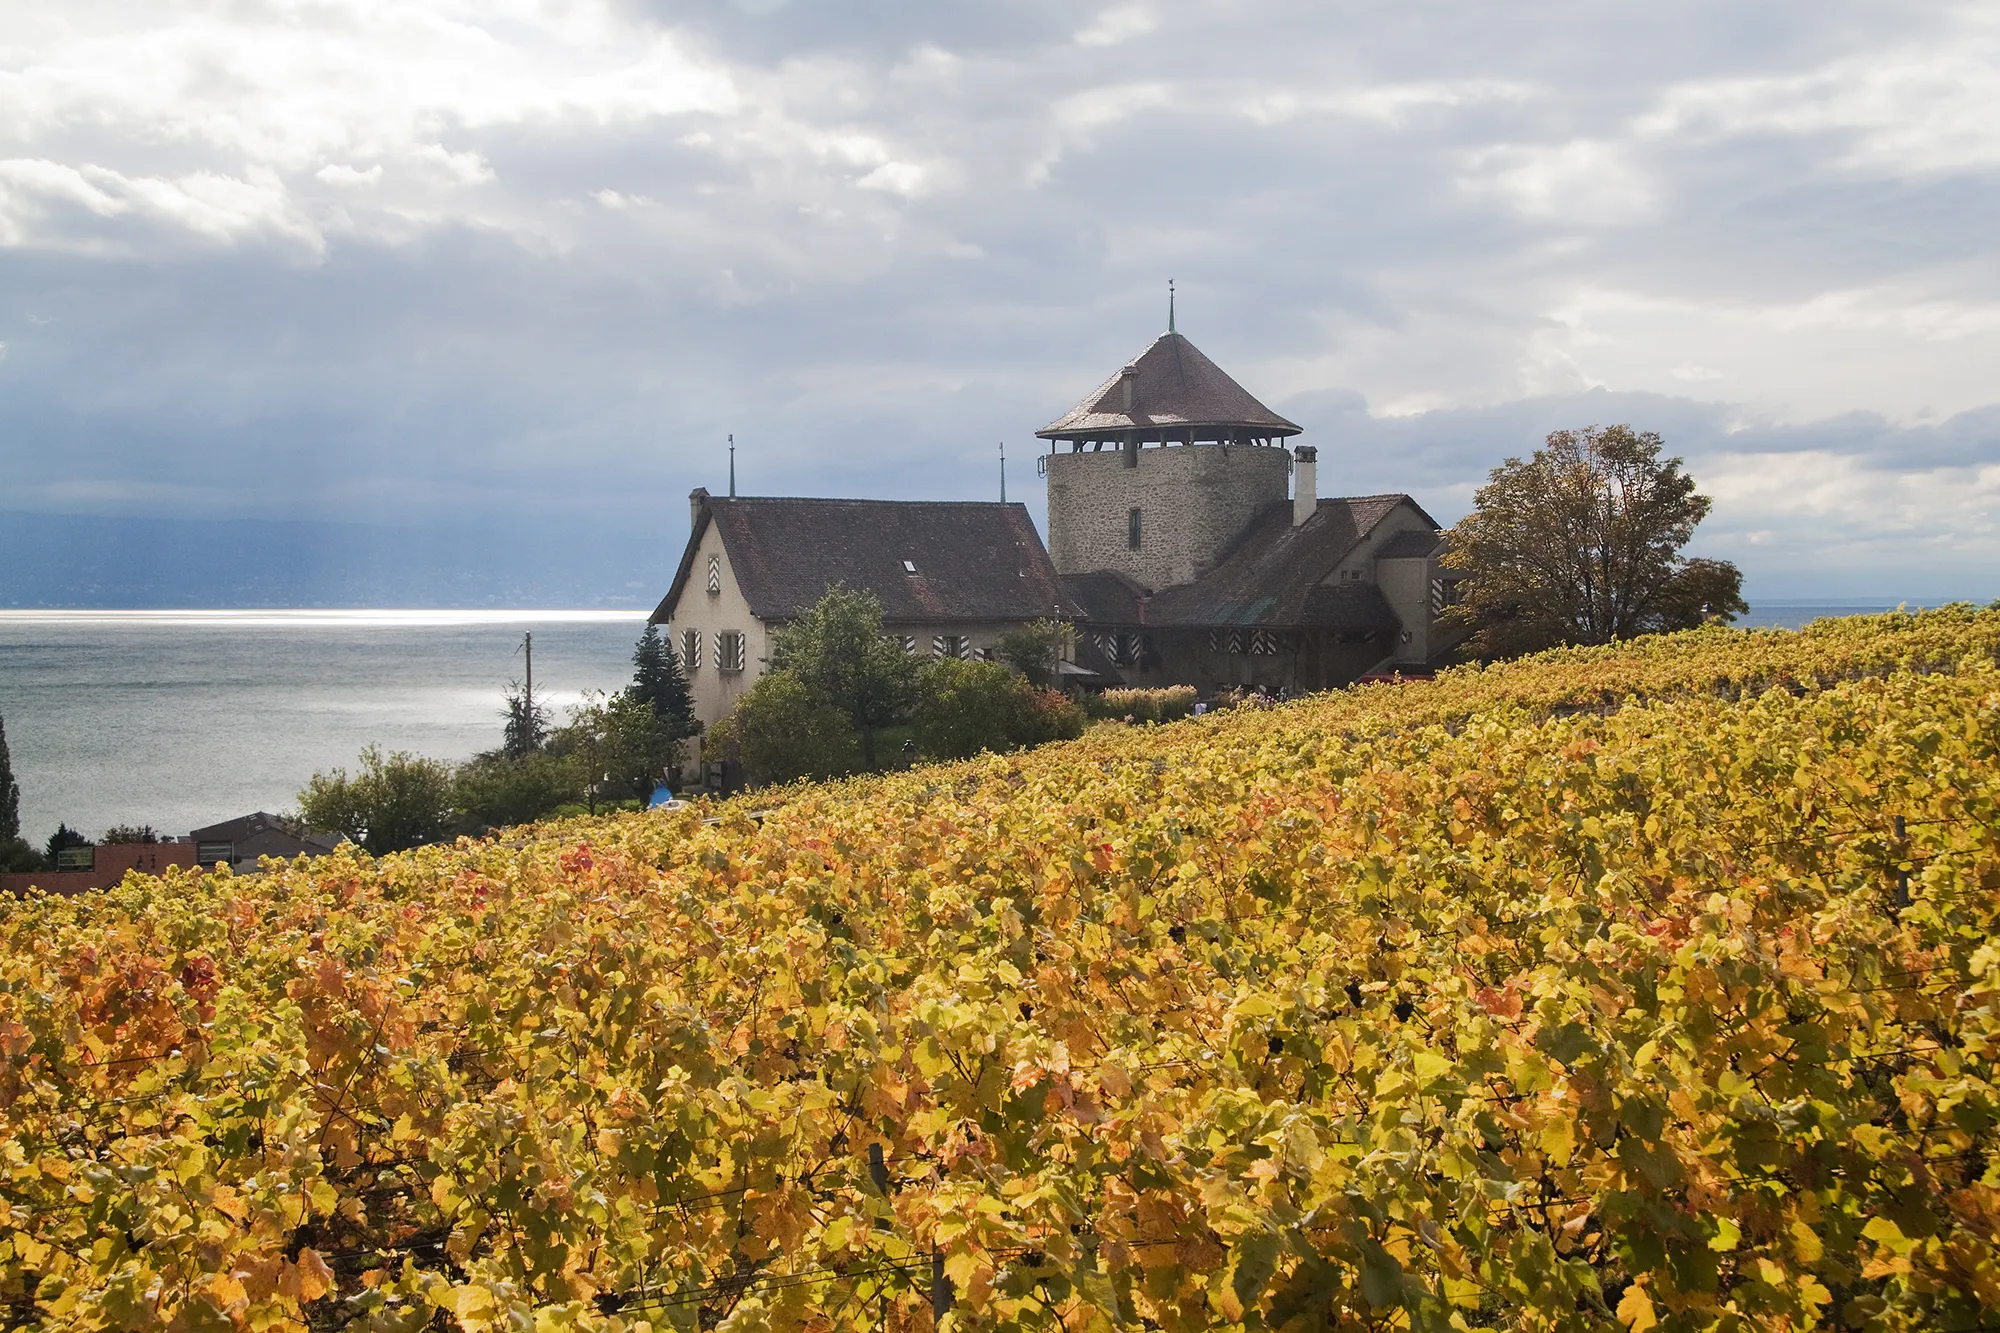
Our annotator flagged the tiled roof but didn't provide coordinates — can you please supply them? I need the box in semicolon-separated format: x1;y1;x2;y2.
188;812;344;853
1059;570;1147;626
654;497;1082;626
1376;529;1444;559
1079;494;1437;632
1037;331;1301;443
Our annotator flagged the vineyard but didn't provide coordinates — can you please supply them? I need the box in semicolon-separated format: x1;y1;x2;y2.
4;607;1999;1332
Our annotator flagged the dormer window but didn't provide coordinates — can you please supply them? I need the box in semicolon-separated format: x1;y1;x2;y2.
706;555;721;595
903;560;917;574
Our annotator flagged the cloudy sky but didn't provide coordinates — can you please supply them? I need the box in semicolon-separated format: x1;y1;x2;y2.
2;0;1996;600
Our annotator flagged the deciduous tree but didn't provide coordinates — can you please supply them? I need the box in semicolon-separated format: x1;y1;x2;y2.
767;585;918;768
708;671;860;785
996;619;1073;688
911;658;1085;760
1441;424;1746;659
297;745;457;854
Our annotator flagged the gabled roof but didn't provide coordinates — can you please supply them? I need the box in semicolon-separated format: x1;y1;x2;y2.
1037;331;1302;444
1073;494;1438;632
652;497;1082;626
189;812;344;853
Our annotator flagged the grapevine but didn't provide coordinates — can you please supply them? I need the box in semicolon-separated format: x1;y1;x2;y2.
1;607;1997;1331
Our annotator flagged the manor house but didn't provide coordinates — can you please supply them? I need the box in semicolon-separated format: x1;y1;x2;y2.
651;319;1450;735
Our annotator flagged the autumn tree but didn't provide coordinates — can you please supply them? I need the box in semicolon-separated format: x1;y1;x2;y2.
1441;424;1746;659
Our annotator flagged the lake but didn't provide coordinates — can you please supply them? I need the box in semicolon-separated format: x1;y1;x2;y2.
0;602;1907;846
0;611;648;847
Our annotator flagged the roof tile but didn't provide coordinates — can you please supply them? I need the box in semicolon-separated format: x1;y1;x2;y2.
655;498;1081;625
1038;332;1300;441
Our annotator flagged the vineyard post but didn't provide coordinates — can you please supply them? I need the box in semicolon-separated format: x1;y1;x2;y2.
1894;814;1910;912
931;1248;954;1321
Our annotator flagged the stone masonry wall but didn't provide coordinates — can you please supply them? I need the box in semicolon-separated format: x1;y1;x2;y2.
1045;444;1289;590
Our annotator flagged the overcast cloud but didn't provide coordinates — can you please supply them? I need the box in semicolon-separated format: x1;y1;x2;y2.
2;0;1996;600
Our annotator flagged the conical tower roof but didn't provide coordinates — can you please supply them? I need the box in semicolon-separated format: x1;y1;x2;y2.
1036;331;1301;446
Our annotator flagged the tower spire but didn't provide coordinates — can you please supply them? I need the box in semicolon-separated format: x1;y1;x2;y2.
1168;278;1176;333
728;434;736;498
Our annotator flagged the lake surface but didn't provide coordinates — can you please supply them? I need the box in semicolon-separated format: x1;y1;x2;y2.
0;602;1910;847
0;611;648;847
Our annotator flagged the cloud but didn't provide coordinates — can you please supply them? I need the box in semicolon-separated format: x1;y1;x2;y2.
0;0;1993;602
1075;6;1156;49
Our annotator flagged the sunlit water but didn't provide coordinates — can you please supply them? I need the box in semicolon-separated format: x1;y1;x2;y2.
0;603;1911;848
0;610;648;847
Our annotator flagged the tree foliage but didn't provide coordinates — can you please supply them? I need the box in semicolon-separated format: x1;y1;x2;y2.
100;825;159;845
43;823;89;864
1442;424;1746;659
296;744;457;853
501;681;548;759
996;618;1074;689
911;657;1085;760
708;669;861;785
0;713;33;872
451;749;582;833
768;585;919;768
627;623;698;741
0;713;18;842
552;690;687;802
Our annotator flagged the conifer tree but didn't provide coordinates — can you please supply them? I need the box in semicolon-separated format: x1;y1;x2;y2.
0;715;37;873
0;713;18;842
501;682;548;758
627;624;698;738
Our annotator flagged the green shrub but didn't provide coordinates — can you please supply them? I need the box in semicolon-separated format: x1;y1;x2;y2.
453;749;582;833
1082;685;1199;723
912;658;1085;760
297;745;457;854
710;670;862;785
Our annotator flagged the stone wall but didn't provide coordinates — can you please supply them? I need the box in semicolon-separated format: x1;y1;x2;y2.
1045;444;1289;591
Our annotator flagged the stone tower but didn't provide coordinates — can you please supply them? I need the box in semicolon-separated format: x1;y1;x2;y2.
1036;321;1302;592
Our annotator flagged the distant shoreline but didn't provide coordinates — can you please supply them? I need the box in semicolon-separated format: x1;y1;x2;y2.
0;609;650;626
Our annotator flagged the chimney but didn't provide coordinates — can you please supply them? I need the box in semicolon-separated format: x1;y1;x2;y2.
1293;447;1316;526
1120;365;1137;413
689;486;710;532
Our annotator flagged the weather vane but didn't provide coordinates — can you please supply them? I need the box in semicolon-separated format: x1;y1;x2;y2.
1168;278;1176;333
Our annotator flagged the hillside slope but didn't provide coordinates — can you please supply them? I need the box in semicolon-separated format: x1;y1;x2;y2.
4;609;1998;1332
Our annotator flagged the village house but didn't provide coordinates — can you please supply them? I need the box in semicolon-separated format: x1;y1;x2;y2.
650;494;1081;737
651;315;1454;738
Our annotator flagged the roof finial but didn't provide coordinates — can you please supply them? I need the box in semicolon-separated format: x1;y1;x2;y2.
999;441;1006;503
1168;278;1176;333
728;434;736;498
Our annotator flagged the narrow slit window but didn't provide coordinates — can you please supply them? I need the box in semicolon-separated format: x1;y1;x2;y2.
1127;507;1142;550
681;628;702;673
